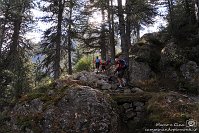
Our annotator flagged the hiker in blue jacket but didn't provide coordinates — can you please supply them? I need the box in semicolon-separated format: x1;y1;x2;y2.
95;56;100;73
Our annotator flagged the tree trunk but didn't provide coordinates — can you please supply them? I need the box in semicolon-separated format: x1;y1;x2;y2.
68;0;73;75
184;0;192;24
196;0;199;34
117;0;128;59
136;24;140;40
198;0;199;34
125;0;131;64
168;0;174;36
8;2;24;99
100;8;106;61
8;16;22;68
0;21;5;57
7;1;32;99
0;13;8;57
54;0;64;79
10;18;22;99
108;0;115;63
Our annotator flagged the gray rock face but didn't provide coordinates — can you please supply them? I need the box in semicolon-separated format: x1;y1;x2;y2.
125;108;136;119
120;101;146;125
128;33;164;85
130;44;151;62
180;61;199;81
180;61;199;89
10;86;119;133
13;98;44;115
160;42;186;67
161;42;177;62
72;71;114;91
161;66;179;81
129;60;154;84
131;87;144;93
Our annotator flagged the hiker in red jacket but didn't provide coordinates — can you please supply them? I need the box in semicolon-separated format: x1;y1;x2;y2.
114;56;127;88
100;59;106;72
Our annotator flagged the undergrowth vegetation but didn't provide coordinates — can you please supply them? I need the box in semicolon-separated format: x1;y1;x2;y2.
74;56;93;72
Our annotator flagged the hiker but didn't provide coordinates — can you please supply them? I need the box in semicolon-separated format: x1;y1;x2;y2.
95;56;100;73
100;59;106;72
105;57;112;69
114;56;128;88
106;57;111;65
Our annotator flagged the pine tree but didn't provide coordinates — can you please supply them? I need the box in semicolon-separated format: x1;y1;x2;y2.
0;0;35;99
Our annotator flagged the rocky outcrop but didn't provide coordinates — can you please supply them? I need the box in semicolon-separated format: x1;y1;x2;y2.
160;42;186;67
129;60;154;85
2;69;198;133
72;71;112;90
9;86;120;133
147;91;199;126
159;41;199;92
72;71;145;93
129;33;199;94
128;33;164;85
130;33;163;65
179;61;199;93
140;32;169;44
180;61;199;81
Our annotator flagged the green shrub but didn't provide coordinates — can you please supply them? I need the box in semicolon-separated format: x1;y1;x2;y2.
74;56;92;72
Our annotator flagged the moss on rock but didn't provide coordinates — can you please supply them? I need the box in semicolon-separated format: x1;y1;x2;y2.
146;92;199;125
111;92;152;104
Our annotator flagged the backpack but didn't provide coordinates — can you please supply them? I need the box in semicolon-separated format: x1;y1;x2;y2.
119;59;128;69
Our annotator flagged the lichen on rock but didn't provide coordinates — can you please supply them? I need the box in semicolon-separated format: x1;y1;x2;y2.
9;85;120;133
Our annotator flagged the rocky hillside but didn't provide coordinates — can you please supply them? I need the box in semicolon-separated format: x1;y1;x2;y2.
129;33;199;94
1;33;199;133
0;70;198;133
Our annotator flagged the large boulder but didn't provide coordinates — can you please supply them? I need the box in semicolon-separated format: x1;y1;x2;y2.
130;36;162;62
72;71;116;90
160;42;186;68
158;42;186;89
179;61;199;94
129;42;151;62
130;33;163;73
129;60;154;85
140;32;169;44
128;33;166;85
180;61;199;81
9;86;120;133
